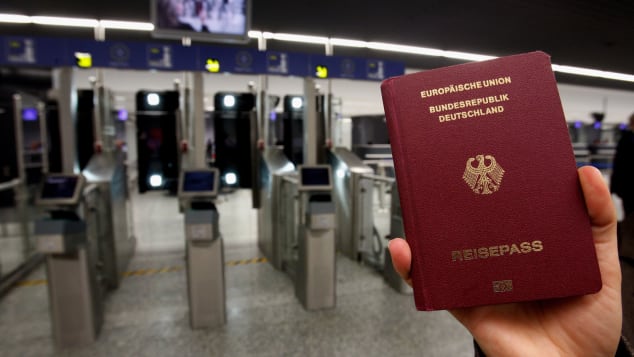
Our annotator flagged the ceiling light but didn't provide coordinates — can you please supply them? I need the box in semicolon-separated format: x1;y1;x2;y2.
0;14;30;23
442;51;496;62
551;64;634;83
32;16;98;28
367;41;445;57
271;33;329;45
329;38;367;48
99;20;154;31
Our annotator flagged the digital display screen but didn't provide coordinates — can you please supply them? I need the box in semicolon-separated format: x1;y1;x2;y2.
41;176;79;199
22;108;38;121
183;171;216;192
301;167;331;187
152;0;250;43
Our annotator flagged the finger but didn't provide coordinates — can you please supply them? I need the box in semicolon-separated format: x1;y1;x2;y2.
388;238;413;286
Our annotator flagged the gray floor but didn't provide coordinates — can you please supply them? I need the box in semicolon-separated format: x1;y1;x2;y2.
0;206;38;276
0;189;474;357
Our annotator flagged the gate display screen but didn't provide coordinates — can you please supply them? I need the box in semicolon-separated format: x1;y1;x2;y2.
298;166;332;191
179;168;219;198
37;174;84;206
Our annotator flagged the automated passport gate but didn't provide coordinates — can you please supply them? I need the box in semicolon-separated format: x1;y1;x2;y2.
330;148;374;261
257;147;295;271
331;148;410;293
178;168;226;329
82;152;136;289
34;174;103;347
295;165;336;310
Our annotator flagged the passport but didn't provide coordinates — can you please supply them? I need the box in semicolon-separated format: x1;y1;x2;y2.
381;51;602;311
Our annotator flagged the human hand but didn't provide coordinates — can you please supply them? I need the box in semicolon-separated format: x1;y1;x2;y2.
388;166;622;356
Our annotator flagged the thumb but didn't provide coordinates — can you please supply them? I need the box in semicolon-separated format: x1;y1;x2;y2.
577;165;620;292
388;238;413;287
578;166;617;238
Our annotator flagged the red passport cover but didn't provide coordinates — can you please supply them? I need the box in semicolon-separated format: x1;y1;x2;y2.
381;51;602;311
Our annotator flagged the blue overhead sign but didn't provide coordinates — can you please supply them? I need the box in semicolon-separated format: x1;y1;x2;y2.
308;55;402;81
5;37;37;64
146;44;174;69
0;36;405;80
264;51;311;77
197;47;266;74
3;37;69;67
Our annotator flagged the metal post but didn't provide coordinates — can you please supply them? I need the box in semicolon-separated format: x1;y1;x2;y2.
191;72;205;168
325;39;334;56
97;69;115;153
257;75;268;147
326;79;333;147
181;75;190;145
174;78;188;169
303;78;318;165
37;101;49;174
12;95;25;182
94;24;106;42
52;67;78;173
257;33;267;52
13;95;31;259
90;75;103;151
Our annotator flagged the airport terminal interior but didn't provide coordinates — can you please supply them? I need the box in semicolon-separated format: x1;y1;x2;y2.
1;1;634;356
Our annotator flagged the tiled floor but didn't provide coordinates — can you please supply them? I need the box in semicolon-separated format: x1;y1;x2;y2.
2;185;632;356
0;189;474;357
0;207;37;277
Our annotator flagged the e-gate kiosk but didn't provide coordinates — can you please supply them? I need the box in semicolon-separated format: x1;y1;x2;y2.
35;174;102;347
295;165;336;310
178;168;226;329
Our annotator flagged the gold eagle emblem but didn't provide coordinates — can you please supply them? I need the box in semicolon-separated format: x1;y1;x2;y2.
463;154;505;195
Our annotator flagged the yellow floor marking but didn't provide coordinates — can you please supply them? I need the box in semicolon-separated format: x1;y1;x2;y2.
16;257;269;287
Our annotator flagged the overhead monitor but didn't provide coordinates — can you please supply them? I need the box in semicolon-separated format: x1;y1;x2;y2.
36;174;85;206
178;168;220;198
298;165;332;191
151;0;251;43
